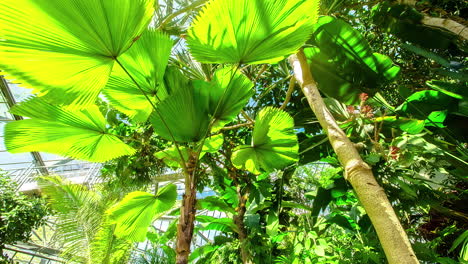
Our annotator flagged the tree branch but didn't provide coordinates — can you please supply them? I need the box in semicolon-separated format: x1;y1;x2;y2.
221;122;253;130
421;16;468;40
280;76;295;110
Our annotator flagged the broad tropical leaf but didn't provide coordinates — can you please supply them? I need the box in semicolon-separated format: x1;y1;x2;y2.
187;0;319;64
196;215;237;233
0;0;154;106
312;16;399;81
232;107;299;174
397;90;453;119
103;30;174;122
306;16;400;104
107;184;178;242
375;116;426;134
208;67;254;128
151;66;253;141
304;47;361;105
5;97;135;162
196;196;236;214
150;81;211;142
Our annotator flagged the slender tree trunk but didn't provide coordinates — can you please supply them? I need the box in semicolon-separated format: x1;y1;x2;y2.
176;153;198;264
231;173;252;264
289;50;419;264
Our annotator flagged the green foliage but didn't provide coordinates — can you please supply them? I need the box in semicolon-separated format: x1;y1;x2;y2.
5;97;135;162
0;174;47;250
103;29;174;122
0;0;154;106
107;184;177;242
206;67;254;129
371;2;460;50
187;0;319;64
150;67;253;142
305;16;400;105
1;0;467;263
39;176;133;263
232;107;299;174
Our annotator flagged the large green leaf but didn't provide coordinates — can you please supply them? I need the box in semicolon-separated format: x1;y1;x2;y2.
103;30;174;122
107;184;178;242
312;16;399;81
208;67;254;128
375;116;425;134
187;0;319;64
305;16;400;104
5;97;135;162
232;107;299;174
150;81;211;142
303;47;360;105
0;0;154;106
397;90;453;119
196;196;236;214
151;67;252;142
196;215;237;233
371;2;459;50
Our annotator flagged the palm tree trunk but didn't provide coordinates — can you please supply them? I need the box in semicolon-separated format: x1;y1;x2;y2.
289;50;419;264
175;153;198;264
231;174;252;264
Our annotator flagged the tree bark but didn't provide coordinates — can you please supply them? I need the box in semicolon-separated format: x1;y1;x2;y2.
420;16;468;41
289;50;419;264
231;174;252;264
175;153;198;264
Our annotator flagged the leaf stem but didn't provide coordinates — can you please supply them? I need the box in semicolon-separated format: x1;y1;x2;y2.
115;58;189;175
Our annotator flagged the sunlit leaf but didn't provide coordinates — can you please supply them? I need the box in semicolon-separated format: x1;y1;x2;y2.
232;107;299;174
5;97;135;162
150;81;211;142
187;0;319;64
305;16;400;104
398;90;453;119
155;135;224;168
103;30;174;122
208;67;254;128
375;116;425;134
107;184;177;242
0;0;154;106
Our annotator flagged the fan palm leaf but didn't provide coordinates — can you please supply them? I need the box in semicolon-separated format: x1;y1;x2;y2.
103;30;174;122
208;67;254;128
5;97;135;162
150;67;252;142
150;80;211;142
232;107;299;174
186;0;319;64
107;184;178;242
0;0;154;106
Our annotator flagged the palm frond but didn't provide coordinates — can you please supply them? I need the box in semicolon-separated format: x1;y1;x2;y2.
150;80;211;142
103;29;174;122
208;67;254;128
5;97;135;162
107;184;178;242
38;176;105;262
0;0;154;106
187;0;319;64
90;223;134;264
232;107;299;174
